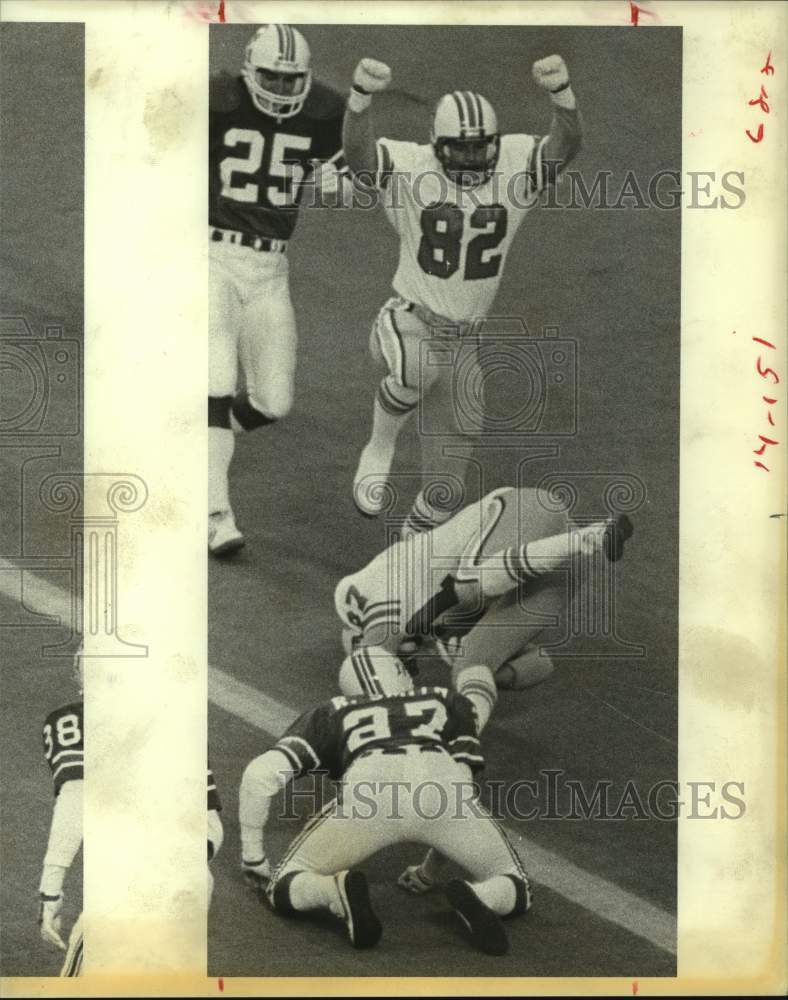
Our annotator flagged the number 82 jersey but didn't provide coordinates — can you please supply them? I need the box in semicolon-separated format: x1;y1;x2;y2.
376;134;548;323
43;701;84;797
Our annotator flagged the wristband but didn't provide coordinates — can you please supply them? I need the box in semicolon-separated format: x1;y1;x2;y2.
38;892;62;902
550;84;576;110
348;87;372;113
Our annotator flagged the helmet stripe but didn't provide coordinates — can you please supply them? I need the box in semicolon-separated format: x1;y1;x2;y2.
359;647;385;695
471;92;485;133
274;24;286;61
283;24;295;62
451;91;468;135
463;90;478;129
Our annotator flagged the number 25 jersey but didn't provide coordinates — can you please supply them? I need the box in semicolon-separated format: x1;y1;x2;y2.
376;134;548;323
209;73;344;241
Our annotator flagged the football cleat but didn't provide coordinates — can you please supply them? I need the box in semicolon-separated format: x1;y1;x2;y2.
333;870;382;949
208;510;245;558
242;25;312;118
352;442;395;518
445;878;509;956
604;513;634;563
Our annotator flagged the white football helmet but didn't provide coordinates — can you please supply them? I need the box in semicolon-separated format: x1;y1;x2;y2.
339;646;413;698
242;24;312;119
431;91;500;187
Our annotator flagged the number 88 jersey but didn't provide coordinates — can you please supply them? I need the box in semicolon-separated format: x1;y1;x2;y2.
209;72;345;242
376;134;548;323
43;701;84;797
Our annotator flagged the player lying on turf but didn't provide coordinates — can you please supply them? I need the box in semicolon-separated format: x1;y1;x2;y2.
209;24;352;556
238;647;531;955
334;485;633;690
342;55;582;532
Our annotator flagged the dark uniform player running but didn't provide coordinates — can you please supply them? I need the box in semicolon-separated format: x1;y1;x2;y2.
239;647;530;956
208;24;348;555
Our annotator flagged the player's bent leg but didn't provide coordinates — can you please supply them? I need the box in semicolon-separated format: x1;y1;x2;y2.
353;301;424;517
209;251;244;555
238;264;297;425
269;869;382;949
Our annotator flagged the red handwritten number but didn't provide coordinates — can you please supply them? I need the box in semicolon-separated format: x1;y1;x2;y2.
756;356;780;384
217;0;225;22
761;51;775;76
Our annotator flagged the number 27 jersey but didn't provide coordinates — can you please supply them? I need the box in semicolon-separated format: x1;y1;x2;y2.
376;134;547;323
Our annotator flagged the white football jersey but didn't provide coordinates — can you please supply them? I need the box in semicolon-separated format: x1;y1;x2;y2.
375;134;548;323
335;487;516;644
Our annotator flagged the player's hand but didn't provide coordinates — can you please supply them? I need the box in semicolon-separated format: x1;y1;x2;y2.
241;856;273;893
37;894;66;951
352;58;392;94
532;54;570;93
398;864;435;895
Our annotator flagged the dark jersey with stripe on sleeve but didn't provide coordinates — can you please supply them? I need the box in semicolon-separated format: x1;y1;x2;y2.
209;72;345;241
274;686;484;781
43;701;84;796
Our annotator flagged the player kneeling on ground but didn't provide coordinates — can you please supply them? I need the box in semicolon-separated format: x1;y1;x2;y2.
239;648;530;955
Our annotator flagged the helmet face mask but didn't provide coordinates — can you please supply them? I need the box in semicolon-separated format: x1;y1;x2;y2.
434;135;501;188
242;25;312;119
431;91;500;189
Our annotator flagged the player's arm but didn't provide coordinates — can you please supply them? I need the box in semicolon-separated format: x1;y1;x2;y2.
38;779;83;951
238;704;330;888
342;58;392;185
531;55;582;186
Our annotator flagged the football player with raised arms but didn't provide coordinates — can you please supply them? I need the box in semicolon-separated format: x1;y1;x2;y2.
238;647;533;956
209;25;349;555
343;56;582;532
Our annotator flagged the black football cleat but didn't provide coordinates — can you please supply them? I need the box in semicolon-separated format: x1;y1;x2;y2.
334;870;382;949
445;878;509;956
604;513;634;563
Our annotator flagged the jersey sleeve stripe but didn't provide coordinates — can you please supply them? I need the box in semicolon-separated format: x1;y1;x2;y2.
275;742;303;773
449;735;480;746
53;761;84;781
377;143;394;188
278;735;320;770
51;749;84;765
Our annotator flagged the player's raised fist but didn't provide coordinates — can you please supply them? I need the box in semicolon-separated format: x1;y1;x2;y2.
532;54;570;92
353;58;392;94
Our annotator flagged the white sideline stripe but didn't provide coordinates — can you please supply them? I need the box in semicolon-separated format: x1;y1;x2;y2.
2;562;677;957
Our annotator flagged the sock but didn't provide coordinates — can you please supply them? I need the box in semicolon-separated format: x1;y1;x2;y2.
370;376;419;453
470;875;518;916
519;521;608;574
403;484;457;536
454;663;498;732
288;872;343;917
208;396;234;514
